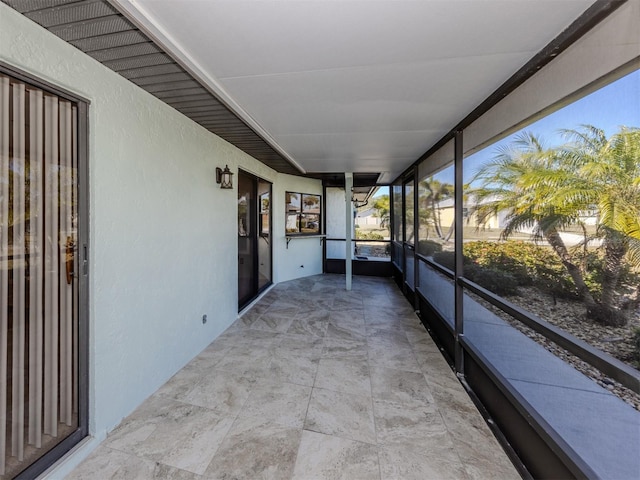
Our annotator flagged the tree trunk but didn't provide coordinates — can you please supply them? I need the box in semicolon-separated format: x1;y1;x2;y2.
444;218;455;243
546;229;628;327
431;203;443;238
545;229;597;308
600;233;627;308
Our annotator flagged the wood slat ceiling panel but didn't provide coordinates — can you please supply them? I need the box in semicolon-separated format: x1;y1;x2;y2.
49;15;134;41
104;52;175;71
5;0;78;14
1;0;300;175
143;80;203;94
133;72;193;86
118;63;186;80
70;29;148;51
24;0;118;27
88;42;162;62
151;86;209;99
174;104;230;114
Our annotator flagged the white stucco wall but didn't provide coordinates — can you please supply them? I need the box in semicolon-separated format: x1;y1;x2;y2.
0;2;321;449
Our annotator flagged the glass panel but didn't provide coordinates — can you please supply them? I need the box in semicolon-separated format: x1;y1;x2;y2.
354;186;390;260
462;70;640;402
405;246;415;290
237;172;254;307
259;192;270;236
285;192;300;233
300;213;319;234
1;74;79;478
418;164;455;261
354;241;390;261
392;183;402;242
392;242;404;270
417;260;455;326
404;180;414;245
257;180;271;290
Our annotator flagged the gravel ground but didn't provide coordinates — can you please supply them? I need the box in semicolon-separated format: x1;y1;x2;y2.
473;287;640;411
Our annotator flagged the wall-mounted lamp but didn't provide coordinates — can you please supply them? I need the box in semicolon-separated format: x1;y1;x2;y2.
216;165;234;189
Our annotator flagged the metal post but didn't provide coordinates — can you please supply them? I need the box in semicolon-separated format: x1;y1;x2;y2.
345;173;353;291
413;168;419;311
454;130;464;375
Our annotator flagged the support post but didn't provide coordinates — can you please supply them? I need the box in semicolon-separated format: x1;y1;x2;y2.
454;130;465;375
345;172;353;291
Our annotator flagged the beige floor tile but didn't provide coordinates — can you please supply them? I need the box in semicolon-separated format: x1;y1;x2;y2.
325;322;366;343
104;396;185;452
370;366;434;406
250;312;295;333
292;430;380;480
155;362;210;400
213;345;274;377
322;337;368;361
274;333;324;359
67;446;200;480
367;340;421;373
111;401;234;475
287;314;329;337
267;353;320;386
67;274;517;480
203;415;302;480
373;399;447;445
315;357;371;397
237;380;312;429
379;439;469;480
305;387;376;445
180;369;254;416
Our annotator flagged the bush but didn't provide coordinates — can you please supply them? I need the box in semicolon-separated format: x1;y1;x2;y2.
431;240;639;303
430;250;519;296
464;264;520;296
418;239;443;256
355;230;383;240
432;251;454;271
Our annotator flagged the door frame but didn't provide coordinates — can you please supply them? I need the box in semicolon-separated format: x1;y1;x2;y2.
1;61;90;480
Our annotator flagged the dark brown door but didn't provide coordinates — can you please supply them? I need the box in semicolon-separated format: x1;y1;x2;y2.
238;171;272;310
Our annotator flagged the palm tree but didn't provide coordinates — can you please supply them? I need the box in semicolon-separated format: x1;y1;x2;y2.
470;126;640;326
554;126;640;315
420;177;454;240
372;195;390;229
471;132;597;306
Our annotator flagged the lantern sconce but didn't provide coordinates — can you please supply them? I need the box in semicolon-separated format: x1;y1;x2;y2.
216;165;234;189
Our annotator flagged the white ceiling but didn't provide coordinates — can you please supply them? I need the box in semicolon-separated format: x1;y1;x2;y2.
117;0;594;181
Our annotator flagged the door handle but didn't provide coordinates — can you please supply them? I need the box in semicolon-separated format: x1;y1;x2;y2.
65;236;74;284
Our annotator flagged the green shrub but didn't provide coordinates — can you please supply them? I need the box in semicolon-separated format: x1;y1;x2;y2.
464;264;520;296
418;240;443;256
430;250;518;295
432;251;455;271
463;241;555;286
355;230;384;240
431;240;639;301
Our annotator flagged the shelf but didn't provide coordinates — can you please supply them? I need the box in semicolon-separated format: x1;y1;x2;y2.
285;234;326;249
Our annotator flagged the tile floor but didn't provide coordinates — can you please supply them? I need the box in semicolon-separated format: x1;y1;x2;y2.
66;274;519;480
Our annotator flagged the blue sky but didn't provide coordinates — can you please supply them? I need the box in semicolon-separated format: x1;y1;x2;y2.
424;69;640;186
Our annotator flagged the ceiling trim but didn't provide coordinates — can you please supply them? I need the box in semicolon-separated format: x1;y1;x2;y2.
108;0;306;174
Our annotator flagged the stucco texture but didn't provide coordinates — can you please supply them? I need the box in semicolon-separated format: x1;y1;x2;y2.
1;3;322;439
